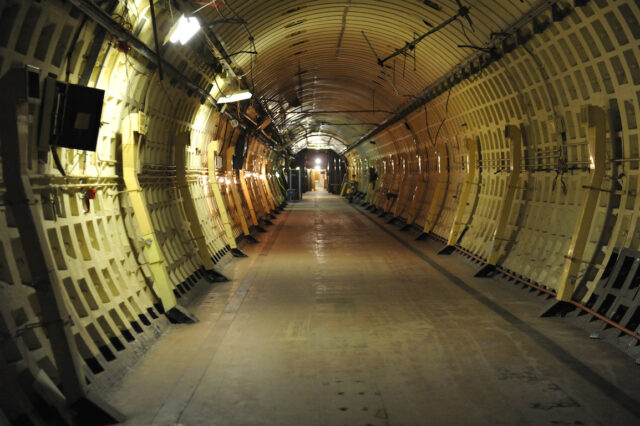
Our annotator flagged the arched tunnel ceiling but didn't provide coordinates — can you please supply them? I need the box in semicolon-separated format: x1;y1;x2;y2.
198;0;539;152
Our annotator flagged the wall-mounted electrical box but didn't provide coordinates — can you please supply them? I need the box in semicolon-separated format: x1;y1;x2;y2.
38;76;105;152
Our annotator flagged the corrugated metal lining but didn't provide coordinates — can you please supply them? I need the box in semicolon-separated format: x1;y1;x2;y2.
199;0;537;151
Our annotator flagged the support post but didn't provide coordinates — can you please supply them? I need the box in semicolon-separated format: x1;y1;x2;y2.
268;174;284;207
440;138;477;254
475;125;522;277
174;133;230;280
340;181;348;196
421;145;449;235
363;181;374;206
390;157;410;218
261;171;277;212
122;113;197;321
207;141;246;257
402;180;427;229
239;170;260;226
555;105;606;301
230;175;258;241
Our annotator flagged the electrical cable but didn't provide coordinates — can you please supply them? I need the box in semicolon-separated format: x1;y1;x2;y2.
221;1;258;90
54;14;90;177
432;87;452;147
65;16;88;83
424;103;435;147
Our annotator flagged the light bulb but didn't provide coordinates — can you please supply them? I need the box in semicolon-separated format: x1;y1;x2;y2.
169;16;201;45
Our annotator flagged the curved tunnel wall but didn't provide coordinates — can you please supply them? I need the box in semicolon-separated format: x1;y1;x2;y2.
0;1;286;423
347;0;640;317
0;0;639;423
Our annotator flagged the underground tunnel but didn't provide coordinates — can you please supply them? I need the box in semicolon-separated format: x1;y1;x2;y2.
1;0;640;424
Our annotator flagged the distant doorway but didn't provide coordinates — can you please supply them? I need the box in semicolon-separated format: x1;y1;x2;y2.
311;169;327;191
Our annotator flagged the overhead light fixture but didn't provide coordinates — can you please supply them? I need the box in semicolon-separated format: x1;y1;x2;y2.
315;158;321;165
217;90;252;104
167;16;201;45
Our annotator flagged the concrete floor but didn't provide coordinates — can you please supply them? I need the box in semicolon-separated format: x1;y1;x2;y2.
107;192;640;426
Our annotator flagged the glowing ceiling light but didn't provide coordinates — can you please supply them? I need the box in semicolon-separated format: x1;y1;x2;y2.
315;158;321;165
169;16;201;45
217;90;252;104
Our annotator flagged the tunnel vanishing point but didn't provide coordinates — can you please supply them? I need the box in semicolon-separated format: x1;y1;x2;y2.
1;0;640;425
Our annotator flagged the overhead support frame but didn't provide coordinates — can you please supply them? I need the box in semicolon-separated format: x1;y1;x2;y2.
346;0;587;154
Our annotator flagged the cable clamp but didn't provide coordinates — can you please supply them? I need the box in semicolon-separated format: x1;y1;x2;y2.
15;317;72;337
563;255;595;265
116;188;143;195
